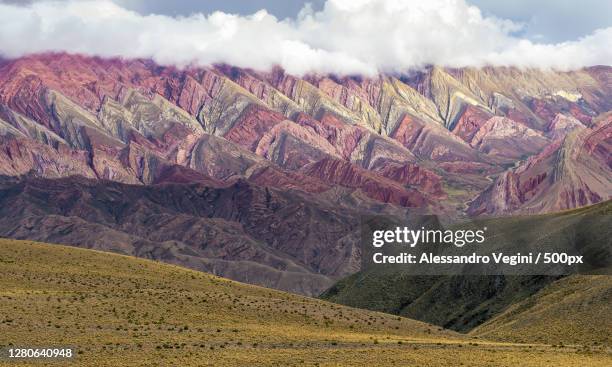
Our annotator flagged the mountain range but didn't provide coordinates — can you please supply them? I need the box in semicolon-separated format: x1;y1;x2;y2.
0;53;610;295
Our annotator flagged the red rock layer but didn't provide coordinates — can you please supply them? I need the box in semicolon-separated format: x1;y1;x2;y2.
302;158;428;207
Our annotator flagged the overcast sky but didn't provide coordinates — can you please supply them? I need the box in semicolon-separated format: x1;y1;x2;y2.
0;0;610;74
4;0;610;43
111;0;612;43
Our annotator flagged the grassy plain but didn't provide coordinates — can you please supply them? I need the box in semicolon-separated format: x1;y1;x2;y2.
0;239;610;366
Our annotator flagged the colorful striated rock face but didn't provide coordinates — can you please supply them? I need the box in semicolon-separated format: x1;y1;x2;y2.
468;123;611;215
451;105;493;143
547;113;586;140
0;54;609;215
300;157;429;208
370;161;445;198
0;53;610;293
469;116;550;160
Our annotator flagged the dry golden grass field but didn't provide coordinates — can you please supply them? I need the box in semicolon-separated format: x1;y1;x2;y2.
0;239;610;366
472;275;611;346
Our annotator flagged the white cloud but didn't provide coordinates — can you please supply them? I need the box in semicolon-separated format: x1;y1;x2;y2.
0;0;610;75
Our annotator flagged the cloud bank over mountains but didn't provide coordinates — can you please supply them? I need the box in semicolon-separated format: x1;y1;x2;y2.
1;0;610;75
